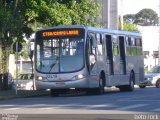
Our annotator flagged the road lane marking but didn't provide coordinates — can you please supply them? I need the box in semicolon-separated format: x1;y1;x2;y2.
39;107;53;110
88;104;111;107
49;104;114;107
117;94;159;101
84;104;116;109
36;104;116;110
4;108;20;111
116;104;147;110
118;99;160;102
152;108;160;112
0;105;16;109
0;105;15;107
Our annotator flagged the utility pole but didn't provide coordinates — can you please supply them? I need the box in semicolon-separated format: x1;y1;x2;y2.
107;0;110;28
120;0;123;30
158;0;160;64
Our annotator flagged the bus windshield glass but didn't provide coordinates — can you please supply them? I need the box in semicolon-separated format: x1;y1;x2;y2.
35;28;85;73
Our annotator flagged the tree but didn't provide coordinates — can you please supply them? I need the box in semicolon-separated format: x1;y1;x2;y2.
118;16;138;32
124;9;158;26
123;14;135;23
135;8;158;26
0;0;23;73
23;0;100;30
0;0;100;74
123;22;138;32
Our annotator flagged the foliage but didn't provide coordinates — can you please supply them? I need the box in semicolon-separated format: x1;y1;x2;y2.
135;9;158;26
0;0;100;73
0;0;18;73
20;0;100;59
15;42;29;60
123;22;138;32
124;8;158;26
118;16;138;32
23;0;100;31
1;0;100;38
123;14;135;23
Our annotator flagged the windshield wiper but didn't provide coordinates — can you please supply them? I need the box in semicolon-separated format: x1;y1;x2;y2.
49;57;59;73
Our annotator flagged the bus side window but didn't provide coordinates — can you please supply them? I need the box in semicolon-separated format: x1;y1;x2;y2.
96;33;103;55
112;35;119;56
88;33;97;55
131;37;137;55
126;37;132;56
128;37;132;46
87;33;97;70
136;37;143;55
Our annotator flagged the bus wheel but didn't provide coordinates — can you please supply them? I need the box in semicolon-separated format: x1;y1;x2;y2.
86;75;105;95
97;76;105;94
119;72;135;92
156;79;160;88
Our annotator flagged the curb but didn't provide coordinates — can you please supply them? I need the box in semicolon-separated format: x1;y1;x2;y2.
0;90;50;100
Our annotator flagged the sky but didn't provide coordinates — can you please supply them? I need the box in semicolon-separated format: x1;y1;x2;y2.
119;0;159;16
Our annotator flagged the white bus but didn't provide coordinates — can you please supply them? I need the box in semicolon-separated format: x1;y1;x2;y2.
33;25;144;96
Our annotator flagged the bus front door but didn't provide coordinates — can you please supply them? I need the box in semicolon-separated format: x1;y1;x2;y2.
106;35;114;75
119;36;126;74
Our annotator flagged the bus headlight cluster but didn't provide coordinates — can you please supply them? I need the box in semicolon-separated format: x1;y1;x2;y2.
37;76;43;80
73;74;86;80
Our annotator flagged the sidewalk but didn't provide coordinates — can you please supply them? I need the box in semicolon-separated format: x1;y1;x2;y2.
0;89;50;100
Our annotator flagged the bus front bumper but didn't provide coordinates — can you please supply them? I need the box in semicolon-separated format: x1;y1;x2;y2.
35;78;89;90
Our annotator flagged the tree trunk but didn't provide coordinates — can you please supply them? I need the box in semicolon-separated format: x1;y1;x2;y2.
0;40;2;74
0;39;10;74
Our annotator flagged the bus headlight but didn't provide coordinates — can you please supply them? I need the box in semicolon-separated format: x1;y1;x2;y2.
37;76;43;80
73;74;86;80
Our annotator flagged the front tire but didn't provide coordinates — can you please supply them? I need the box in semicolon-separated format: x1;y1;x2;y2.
94;76;105;94
86;75;105;95
156;79;160;88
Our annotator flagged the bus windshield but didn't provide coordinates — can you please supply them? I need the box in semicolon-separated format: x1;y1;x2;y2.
36;37;84;73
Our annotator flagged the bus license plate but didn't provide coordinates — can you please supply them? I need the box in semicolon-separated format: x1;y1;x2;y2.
55;82;65;87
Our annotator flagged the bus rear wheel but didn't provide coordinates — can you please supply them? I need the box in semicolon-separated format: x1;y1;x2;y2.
119;72;135;92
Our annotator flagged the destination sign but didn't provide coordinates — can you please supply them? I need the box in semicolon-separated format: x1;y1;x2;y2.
42;30;79;37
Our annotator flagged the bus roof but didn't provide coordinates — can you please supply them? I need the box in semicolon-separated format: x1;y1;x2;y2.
36;25;141;37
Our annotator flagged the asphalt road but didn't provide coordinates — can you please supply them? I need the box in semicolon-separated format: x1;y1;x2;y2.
0;86;160;120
